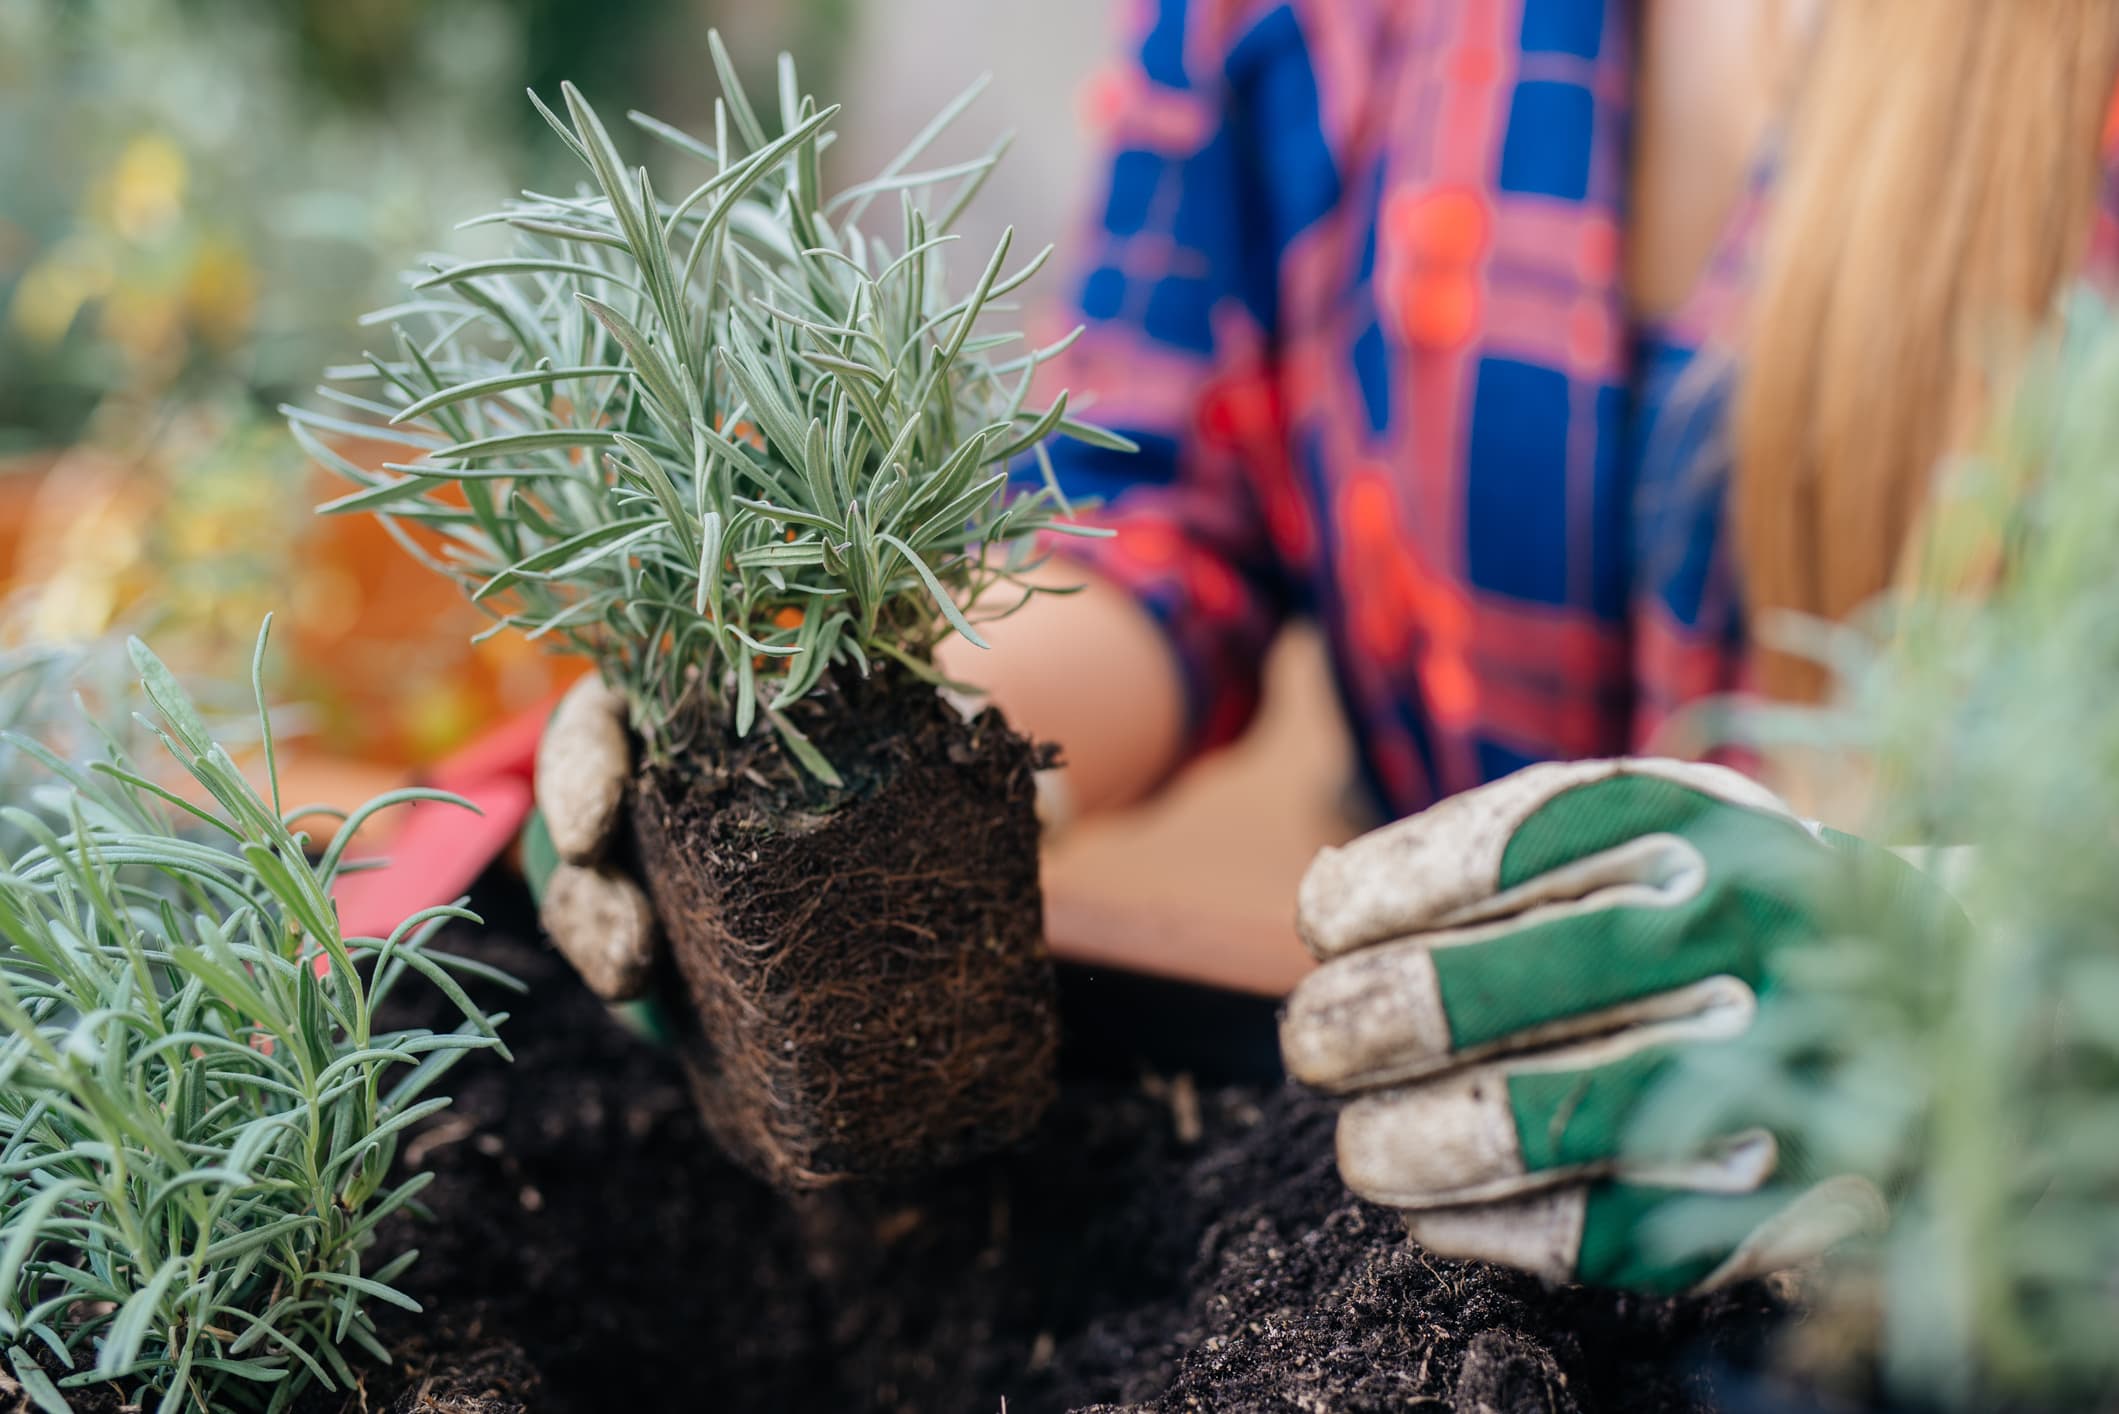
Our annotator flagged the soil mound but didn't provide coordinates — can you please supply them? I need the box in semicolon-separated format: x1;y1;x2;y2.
344;882;1778;1413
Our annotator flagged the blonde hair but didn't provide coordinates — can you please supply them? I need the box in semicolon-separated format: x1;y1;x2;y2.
1733;0;2119;698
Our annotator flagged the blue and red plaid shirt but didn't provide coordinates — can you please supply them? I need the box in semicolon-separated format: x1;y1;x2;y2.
1042;0;2119;819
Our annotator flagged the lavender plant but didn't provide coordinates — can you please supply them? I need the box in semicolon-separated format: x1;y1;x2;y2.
291;35;1118;782
0;609;254;863
0;620;512;1413
1631;293;2119;1406
0;629;134;862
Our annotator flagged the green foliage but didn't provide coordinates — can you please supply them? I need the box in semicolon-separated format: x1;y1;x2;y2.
0;599;265;866
0;619;513;1412
0;630;139;863
1631;293;2119;1406
294;39;1119;776
0;0;525;450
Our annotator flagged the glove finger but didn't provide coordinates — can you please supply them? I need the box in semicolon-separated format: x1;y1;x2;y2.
1400;1184;1590;1284
540;861;657;1001
535;674;630;865
1297;758;1798;961
1404;1173;1885;1296
1331;1009;1758;1209
1424;861;1775;1056
1682;1174;1887;1291
1281;845;1758;1093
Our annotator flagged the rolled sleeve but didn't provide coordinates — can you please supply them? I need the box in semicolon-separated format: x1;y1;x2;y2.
1032;0;1325;759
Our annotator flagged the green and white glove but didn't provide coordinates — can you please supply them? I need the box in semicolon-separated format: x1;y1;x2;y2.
1280;758;1956;1293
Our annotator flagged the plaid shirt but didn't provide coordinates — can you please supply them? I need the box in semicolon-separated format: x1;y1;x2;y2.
1043;0;2119;819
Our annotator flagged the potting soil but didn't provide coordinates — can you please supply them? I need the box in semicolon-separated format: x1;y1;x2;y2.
343;883;1780;1413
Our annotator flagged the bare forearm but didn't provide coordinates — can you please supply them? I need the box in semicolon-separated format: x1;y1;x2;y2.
939;567;1185;815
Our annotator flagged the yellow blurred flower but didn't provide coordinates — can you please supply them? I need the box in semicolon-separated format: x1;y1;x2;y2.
99;278;186;368
400;676;486;762
180;235;256;349
99;134;189;245
8;240;114;346
10;133;254;365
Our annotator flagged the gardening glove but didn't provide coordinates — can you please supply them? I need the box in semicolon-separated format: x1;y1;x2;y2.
1280;758;1957;1294
524;674;658;1001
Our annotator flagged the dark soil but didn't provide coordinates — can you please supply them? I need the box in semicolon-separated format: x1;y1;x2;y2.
0;1292;540;1414
629;668;1059;1187
2;870;1785;1414
339;875;1784;1414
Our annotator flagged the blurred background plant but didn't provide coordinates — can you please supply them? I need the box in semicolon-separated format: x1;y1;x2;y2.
0;0;857;779
1631;292;2119;1409
0;0;513;450
0;617;158;862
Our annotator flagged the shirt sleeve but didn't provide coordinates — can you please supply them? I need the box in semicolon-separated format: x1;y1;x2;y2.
2088;81;2119;284
1031;0;1319;761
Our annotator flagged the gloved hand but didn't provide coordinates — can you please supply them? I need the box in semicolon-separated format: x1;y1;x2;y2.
1280;758;1955;1293
521;675;658;1001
